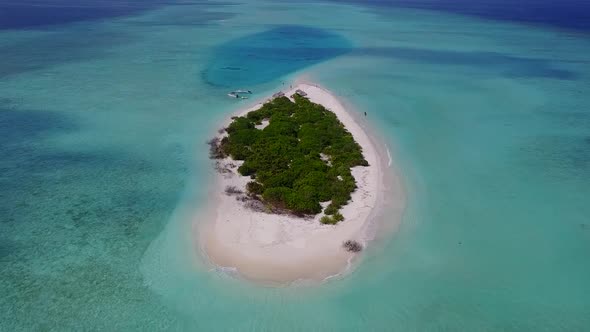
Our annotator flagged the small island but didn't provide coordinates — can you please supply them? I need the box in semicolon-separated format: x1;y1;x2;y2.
199;83;392;284
209;92;368;225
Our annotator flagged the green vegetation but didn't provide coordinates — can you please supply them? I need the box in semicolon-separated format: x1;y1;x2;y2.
216;94;368;222
246;181;264;195
320;212;344;225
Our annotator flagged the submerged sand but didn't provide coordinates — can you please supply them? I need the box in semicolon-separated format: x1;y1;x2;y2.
197;83;404;284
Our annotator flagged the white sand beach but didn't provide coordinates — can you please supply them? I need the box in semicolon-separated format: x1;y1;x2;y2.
198;83;403;284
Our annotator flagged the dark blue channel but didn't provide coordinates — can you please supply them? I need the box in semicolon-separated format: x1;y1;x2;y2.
201;25;352;88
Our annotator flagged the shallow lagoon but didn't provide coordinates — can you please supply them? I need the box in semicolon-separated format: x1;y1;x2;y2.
1;0;590;330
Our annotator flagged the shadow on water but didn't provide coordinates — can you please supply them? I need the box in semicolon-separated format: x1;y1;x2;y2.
352;47;578;80
202;25;353;88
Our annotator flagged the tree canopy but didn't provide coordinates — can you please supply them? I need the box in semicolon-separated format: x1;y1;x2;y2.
217;94;368;222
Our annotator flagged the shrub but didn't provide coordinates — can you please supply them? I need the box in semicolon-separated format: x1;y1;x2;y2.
320;215;337;225
262;187;292;206
214;161;231;174
238;161;256;176
286;185;322;215
319;211;344;225
224;186;242;195
207;137;225;159
220;93;368;220
262;170;295;188
227;117;254;133
343;240;363;252
245;199;266;212
246;181;264;195
324;204;338;215
293;171;333;202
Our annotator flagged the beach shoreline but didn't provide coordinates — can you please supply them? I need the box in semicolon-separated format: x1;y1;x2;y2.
195;82;405;285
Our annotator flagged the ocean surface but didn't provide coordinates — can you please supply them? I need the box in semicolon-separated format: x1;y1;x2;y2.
1;0;590;330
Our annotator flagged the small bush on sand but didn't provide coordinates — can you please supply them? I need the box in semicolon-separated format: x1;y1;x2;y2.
320;215;337;225
245;199;265;212
324;204;338;215
320;212;344;225
246;181;264;195
224;185;243;195
343;240;363;252
214;161;232;174
207;137;225;159
236;195;249;202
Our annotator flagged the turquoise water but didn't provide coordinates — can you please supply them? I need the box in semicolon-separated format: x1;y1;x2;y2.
1;0;590;330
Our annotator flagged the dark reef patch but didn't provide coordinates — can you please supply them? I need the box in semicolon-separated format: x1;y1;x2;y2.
0;103;77;145
0;102;185;329
352;47;577;80
521;134;590;180
202;25;352;88
0;29;135;79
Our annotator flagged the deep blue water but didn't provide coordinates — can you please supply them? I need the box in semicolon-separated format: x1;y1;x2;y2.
2;0;589;31
321;0;590;31
0;0;234;30
0;0;159;30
